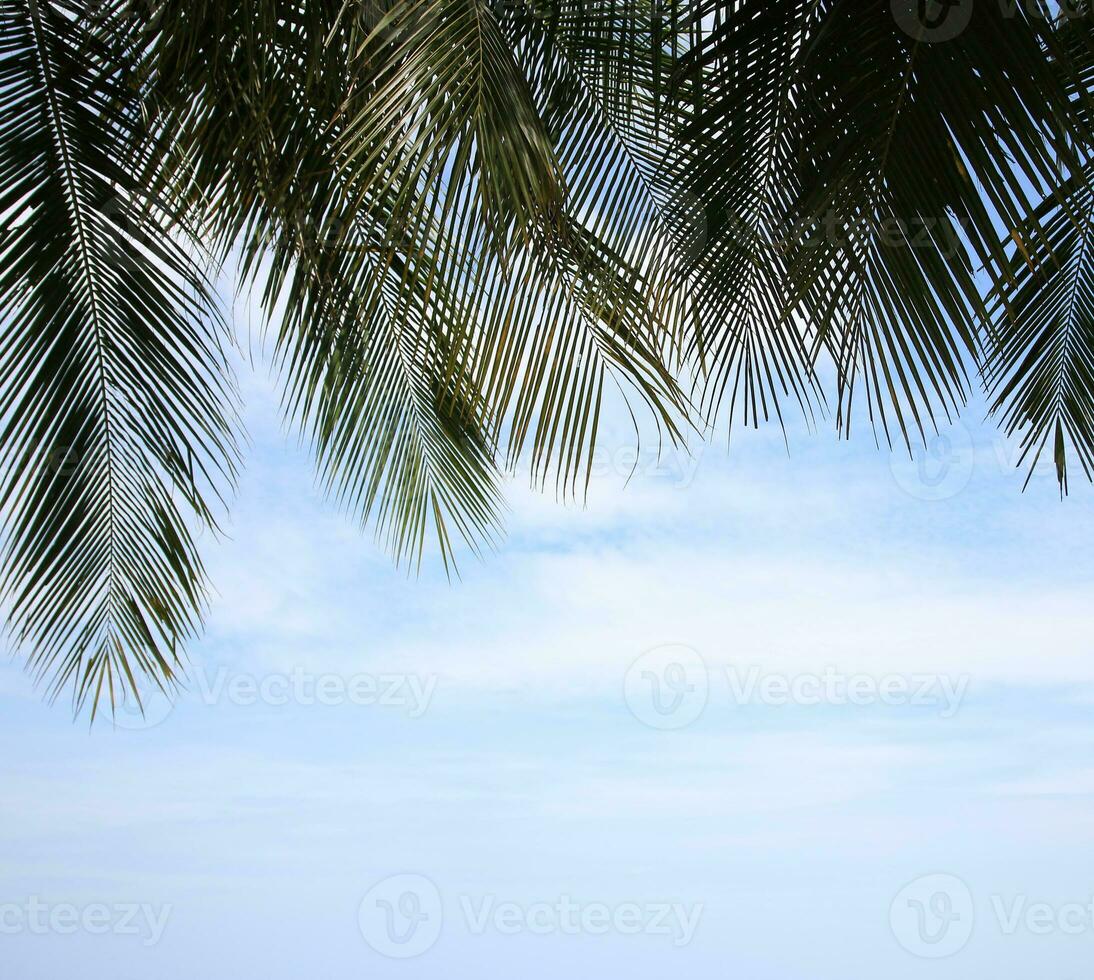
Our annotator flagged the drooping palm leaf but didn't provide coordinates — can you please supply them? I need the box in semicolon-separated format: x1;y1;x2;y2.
672;0;1088;450
331;0;694;498
0;0;239;716
147;0;690;534
3;0;1094;721
984;9;1094;491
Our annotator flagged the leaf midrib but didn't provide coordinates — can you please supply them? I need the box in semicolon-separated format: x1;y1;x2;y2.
27;0;121;623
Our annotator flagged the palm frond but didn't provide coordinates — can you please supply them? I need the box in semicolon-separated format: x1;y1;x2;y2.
5;0;1094;722
984;9;1094;492
0;0;239;717
148;0;690;533
672;0;1086;450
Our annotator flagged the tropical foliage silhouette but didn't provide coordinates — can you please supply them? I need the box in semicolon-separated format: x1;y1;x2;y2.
1;0;1092;717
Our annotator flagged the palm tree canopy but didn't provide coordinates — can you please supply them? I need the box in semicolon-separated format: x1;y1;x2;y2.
1;0;1092;718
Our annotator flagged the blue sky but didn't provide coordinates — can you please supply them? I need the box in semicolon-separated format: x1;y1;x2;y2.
2;312;1094;978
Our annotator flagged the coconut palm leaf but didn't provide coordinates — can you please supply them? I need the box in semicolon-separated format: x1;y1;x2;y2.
147;0;690;523
0;0;239;717
4;0;1094;721
984;10;1094;491
671;0;1088;450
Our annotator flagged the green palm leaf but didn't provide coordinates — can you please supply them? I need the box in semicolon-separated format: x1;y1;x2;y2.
4;0;1094;720
985;10;1094;491
0;0;239;717
672;0;1086;449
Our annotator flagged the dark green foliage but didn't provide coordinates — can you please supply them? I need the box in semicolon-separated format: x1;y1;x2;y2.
1;0;1091;717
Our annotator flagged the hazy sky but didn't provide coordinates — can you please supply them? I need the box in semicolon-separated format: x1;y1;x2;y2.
3;311;1093;978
